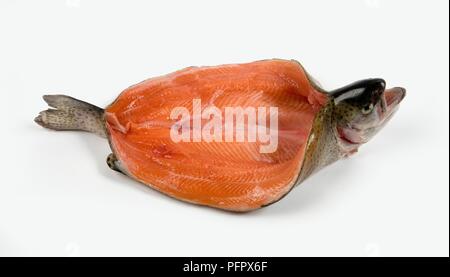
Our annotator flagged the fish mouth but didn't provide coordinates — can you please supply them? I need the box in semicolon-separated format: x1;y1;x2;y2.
381;87;406;117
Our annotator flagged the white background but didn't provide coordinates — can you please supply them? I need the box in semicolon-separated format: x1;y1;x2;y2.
0;0;448;257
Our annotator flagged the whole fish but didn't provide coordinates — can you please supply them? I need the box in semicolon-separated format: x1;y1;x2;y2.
35;59;405;211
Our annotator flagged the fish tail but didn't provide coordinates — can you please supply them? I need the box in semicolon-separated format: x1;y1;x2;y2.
35;95;107;138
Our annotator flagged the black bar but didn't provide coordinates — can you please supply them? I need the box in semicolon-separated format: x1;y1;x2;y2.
0;257;448;275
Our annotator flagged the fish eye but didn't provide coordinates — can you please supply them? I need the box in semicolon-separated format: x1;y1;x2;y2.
361;103;374;115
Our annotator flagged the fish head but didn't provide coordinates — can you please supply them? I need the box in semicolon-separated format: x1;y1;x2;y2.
332;78;406;154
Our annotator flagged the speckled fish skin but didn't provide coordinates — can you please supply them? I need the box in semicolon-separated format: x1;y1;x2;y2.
35;59;406;212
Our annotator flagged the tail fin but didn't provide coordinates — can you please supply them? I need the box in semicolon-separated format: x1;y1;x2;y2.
35;95;107;138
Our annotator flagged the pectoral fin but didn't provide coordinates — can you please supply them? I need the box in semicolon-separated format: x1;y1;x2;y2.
107;153;127;175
